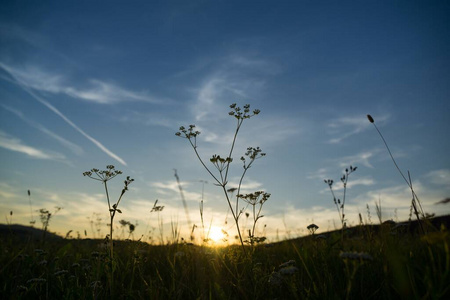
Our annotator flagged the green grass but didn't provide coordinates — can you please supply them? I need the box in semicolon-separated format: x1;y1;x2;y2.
1;219;449;299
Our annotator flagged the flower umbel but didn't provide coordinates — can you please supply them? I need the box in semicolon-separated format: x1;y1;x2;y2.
83;165;122;182
83;165;133;260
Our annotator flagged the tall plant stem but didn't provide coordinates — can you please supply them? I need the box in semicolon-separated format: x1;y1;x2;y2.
371;122;424;216
222;186;248;257
173;170;192;228
236;166;249;218
188;124;249;255
224;119;243;181
103;181;114;259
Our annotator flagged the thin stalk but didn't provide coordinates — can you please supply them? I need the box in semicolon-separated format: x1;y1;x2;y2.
328;185;341;221
103;181;112;211
222;186;247;257
371;122;423;208
103;181;114;258
189;139;221;185
235;166;249;219
173;170;191;228
224;119;243;181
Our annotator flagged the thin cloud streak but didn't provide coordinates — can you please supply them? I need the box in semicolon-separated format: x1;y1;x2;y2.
337;149;382;168
0;62;162;104
0;130;65;161
1;104;84;155
0;65;127;166
323;177;376;192
327;115;389;144
425;169;450;186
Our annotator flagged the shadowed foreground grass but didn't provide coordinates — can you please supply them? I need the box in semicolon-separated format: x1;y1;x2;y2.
1;218;449;299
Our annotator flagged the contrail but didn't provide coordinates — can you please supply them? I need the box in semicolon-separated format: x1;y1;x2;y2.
0;65;127;166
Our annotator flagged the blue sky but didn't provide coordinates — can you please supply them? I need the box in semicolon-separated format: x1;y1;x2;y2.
1;1;449;242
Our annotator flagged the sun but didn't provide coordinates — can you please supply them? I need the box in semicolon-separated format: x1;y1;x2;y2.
208;226;225;243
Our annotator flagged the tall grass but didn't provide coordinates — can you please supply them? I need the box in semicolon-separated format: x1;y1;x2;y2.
367;115;428;229
1;219;448;299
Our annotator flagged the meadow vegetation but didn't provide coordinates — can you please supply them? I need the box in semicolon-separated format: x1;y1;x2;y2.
1;104;449;299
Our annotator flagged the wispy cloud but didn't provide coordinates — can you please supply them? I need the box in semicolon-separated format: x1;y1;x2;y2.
190;53;275;122
307;168;329;180
327;114;389;144
0;182;19;199
182;53;303;152
0;62;163;104
151;180;202;203
1;104;84;155
0;65;127;165
226;177;264;192
425;169;450;187
0;130;66;161
337;149;382;168
322;177;375;192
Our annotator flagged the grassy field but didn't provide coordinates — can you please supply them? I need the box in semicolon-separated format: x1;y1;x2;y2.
1;216;449;299
2;105;449;299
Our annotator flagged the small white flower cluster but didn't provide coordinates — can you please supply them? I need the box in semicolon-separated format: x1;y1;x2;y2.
26;278;46;284
54;270;69;277
279;260;296;268
339;251;373;261
279;265;299;275
34;249;46;255
268;260;299;286
38;259;47;266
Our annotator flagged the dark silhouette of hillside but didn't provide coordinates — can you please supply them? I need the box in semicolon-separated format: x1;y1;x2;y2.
1;214;449;246
0;224;63;242
284;214;450;244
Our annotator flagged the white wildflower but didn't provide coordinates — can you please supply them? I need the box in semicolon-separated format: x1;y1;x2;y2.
27;278;46;284
279;265;299;275
279;260;296;268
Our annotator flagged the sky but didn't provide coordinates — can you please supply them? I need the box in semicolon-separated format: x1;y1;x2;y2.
0;1;449;243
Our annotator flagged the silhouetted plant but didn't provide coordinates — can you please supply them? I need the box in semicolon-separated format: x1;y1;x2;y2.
176;103;268;256
237;191;270;245
307;223;319;235
27;190;36;226
150;199;165;212
119;219;138;240
324;165;357;230
38;206;62;243
83;165;134;259
83;165;133;298
150;199;165;244
367;114;427;231
87;212;103;238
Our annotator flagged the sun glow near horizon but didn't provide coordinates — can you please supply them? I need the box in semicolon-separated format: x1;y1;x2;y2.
207;226;226;244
